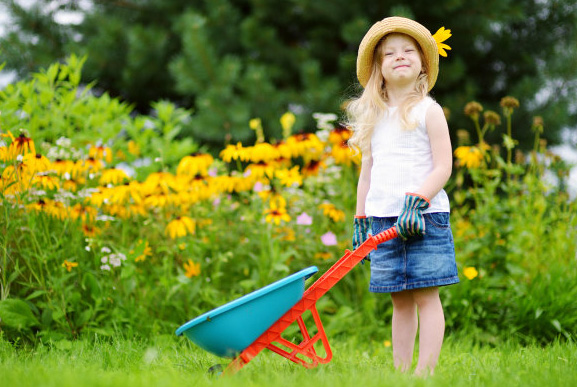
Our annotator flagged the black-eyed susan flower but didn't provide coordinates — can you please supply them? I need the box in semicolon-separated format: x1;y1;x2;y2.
318;203;345;222
275;166;303;187
165;216;196;239
249;143;281;163
89;144;113;163
220;142;249;163
177;153;215;176
83;157;104;174
23;153;51;174
302;160;326;176
183;259;201;278
32;174;60;191
81;223;102;237
328;125;352;145
331;140;361;166
454;146;484;169
51;159;77;176
99;167;129;185
70;204;98;222
12;132;36;156
62;260;79;272
264;201;291;225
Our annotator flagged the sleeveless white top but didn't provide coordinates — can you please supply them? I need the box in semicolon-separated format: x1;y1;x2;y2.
365;96;450;217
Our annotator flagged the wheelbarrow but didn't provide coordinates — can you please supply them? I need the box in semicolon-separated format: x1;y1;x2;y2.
176;226;398;375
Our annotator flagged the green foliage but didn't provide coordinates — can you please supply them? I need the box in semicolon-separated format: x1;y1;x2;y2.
0;56;197;179
0;61;575;347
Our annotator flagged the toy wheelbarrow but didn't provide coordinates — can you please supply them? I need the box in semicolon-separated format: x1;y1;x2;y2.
176;226;398;375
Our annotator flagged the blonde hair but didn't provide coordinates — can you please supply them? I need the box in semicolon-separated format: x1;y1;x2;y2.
346;33;429;156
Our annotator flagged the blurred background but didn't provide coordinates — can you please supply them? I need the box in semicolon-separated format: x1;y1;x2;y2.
1;0;576;151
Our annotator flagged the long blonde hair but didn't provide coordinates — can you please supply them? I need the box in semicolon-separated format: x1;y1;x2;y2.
346;33;429;156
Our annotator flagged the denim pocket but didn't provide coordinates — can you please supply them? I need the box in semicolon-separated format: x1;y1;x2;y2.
424;212;450;229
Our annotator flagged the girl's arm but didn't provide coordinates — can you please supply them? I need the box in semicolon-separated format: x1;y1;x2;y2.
416;104;453;199
355;153;373;216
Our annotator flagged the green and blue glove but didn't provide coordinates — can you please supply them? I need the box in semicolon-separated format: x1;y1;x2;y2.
353;216;371;251
396;193;430;239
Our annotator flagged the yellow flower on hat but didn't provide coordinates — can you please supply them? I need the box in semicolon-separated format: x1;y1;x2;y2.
432;27;452;57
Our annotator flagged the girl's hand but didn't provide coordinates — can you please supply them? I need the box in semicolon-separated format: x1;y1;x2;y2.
353;216;370;250
396;193;430;239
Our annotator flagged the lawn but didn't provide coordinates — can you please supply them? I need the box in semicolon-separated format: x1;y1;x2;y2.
1;334;575;387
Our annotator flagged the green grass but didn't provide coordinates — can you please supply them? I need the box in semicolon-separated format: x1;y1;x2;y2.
1;334;576;387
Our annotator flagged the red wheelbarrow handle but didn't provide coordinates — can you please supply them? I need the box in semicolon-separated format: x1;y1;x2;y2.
224;226;398;375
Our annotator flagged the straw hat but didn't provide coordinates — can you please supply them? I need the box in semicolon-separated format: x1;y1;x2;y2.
357;16;440;91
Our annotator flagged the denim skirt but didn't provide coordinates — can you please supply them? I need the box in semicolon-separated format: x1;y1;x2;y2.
368;212;459;293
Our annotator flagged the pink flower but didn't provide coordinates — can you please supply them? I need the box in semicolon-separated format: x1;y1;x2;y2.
253;181;264;192
321;231;337;246
296;212;313;226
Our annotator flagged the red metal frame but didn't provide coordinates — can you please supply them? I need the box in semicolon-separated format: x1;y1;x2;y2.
224;226;398;375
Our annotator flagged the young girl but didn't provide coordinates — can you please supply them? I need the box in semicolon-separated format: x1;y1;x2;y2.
347;17;459;376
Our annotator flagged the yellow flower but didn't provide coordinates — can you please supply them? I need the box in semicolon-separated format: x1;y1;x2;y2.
183;259;201;278
280;112;296;139
384;340;392;348
328;125;352;144
220;142;248;163
249;118;265;143
432;26;452;57
99;167;129;185
81;223;102;237
463;266;479;280
62;260;78;272
12;132;36;156
275;166;303;187
133;240;152;262
89;144;113;163
32;174;60;191
127;140;140;156
264;201;291;225
165;216;196;239
176;153;214;176
318;203;345;222
70;204;98;222
22;153;51;173
454;146;484;169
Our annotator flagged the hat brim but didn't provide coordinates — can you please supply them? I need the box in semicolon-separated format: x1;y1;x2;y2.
356;17;439;91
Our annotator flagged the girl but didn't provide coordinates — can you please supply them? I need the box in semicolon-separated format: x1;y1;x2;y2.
347;17;459;376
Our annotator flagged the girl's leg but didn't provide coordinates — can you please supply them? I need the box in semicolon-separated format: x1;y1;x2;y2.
390;290;418;372
412;287;445;376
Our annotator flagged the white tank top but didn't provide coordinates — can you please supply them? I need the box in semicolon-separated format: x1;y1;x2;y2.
365;96;451;217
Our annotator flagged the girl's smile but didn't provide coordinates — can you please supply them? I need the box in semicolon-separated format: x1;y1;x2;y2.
380;34;423;86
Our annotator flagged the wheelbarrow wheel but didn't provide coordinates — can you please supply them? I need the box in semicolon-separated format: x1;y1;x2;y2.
207;363;225;376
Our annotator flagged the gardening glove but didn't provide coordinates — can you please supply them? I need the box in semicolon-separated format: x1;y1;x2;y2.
395;193;430;240
353;215;370;251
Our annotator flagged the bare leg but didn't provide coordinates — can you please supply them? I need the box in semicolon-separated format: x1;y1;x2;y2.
390;290;418;372
413;287;445;376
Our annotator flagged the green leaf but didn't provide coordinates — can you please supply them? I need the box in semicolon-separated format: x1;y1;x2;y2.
0;299;40;330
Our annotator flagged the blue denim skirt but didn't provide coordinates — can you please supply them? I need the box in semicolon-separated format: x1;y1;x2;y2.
368;212;459;293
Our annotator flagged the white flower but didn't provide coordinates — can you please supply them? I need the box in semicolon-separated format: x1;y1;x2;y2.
100;264;111;271
101;247;112;253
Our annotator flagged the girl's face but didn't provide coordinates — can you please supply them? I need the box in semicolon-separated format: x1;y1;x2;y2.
379;34;423;87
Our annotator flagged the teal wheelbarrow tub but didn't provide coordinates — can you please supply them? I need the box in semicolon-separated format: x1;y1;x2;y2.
175;266;318;358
